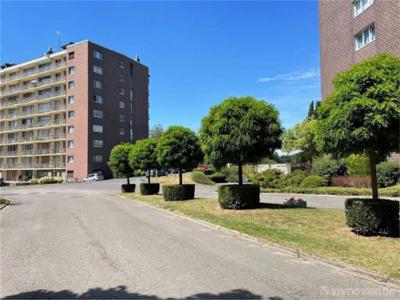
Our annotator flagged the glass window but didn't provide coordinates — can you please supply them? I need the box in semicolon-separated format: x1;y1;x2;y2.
67;140;74;148
93;109;103;118
67;155;74;163
68;81;75;89
93;124;103;133
94;95;103;104
353;0;374;17
119;60;125;69
93;50;103;60
93;139;104;148
68;126;75;134
119;88;125;95
93;80;102;89
68;111;75;118
119;114;125;122
355;25;376;50
93;155;103;162
93;65;103;75
119;128;125;135
68;52;75;60
68;66;75;75
68;96;75;104
119;101;125;109
119;74;125;82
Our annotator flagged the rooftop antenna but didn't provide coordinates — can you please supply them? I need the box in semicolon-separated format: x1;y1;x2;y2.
56;31;62;50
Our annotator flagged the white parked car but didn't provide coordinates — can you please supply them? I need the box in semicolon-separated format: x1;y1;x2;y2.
83;173;104;182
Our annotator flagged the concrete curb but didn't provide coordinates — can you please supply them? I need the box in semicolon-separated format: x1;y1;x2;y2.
118;194;400;290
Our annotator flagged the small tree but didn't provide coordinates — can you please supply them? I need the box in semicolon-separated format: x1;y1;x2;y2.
149;124;164;139
200;96;283;185
108;143;135;185
156;126;203;185
307;100;315;118
316;53;400;200
129;139;159;184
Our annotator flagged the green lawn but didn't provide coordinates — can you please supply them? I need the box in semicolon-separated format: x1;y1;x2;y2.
0;198;9;209
125;193;400;279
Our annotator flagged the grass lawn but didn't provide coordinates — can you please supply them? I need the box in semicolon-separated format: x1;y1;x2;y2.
125;193;400;279
0;198;9;209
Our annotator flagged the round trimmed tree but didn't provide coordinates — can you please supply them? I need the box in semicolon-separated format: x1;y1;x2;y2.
129;139;160;195
156;126;203;200
200;96;283;209
108;143;136;192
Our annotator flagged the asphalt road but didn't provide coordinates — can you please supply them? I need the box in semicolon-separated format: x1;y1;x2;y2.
1;180;399;299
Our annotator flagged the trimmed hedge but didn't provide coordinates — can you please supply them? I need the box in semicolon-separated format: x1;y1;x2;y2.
218;184;260;209
300;175;328;188
162;184;195;201
345;198;399;237
208;172;226;183
140;183;160;195
191;171;215;185
121;184;136;193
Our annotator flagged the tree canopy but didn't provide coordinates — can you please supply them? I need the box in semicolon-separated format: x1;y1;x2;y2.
108;143;135;184
156;126;203;184
316;53;400;199
200;96;282;184
129;139;159;183
149;124;164;139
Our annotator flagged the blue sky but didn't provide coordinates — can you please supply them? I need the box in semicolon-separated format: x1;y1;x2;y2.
1;0;321;131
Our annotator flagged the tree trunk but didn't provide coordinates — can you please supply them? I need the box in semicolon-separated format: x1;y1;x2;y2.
127;176;130;185
179;168;183;185
368;151;379;200
238;162;243;186
148;170;151;184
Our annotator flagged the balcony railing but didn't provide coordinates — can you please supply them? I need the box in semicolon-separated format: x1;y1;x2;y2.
0;91;67;108
0;62;67;84
0;148;66;157
0;134;66;145
0;119;66;132
0;162;66;170
1;76;66;96
0;105;66;120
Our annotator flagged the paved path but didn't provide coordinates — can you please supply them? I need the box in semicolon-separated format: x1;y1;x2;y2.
1;181;399;299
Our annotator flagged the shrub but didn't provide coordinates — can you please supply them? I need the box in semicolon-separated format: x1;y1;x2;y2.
345;154;370;176
221;166;239;183
218;185;260;209
311;155;345;180
284;170;307;187
193;167;215;175
380;185;400;197
252;169;284;189
377;161;400;188
330;176;371;188
38;176;63;184
345;198;399;237
283;196;307;208
29;178;39;185
208;172;226;183
140;183;160;195
191;171;215;185
162;184;195;201
121;184;135;193
300;175;328;188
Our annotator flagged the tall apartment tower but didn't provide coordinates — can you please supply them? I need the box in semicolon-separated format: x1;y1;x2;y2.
0;40;149;181
319;0;400;99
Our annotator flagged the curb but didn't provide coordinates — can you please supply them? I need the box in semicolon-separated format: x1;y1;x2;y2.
118;194;400;290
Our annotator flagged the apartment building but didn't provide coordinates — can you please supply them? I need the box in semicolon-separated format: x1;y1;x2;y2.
319;0;400;99
0;40;149;181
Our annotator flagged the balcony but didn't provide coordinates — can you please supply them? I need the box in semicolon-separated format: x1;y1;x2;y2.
0;104;66;120
1;76;66;97
0;133;66;145
0;162;66;170
0;90;67;108
0;148;66;157
0;118;66;132
0;62;67;85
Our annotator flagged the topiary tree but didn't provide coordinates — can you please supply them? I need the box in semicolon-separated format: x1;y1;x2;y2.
156;126;203;185
108;143;135;185
129;139;159;184
316;53;400;200
200;96;283;185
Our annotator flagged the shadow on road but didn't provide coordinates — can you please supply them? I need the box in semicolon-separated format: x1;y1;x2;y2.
3;285;283;299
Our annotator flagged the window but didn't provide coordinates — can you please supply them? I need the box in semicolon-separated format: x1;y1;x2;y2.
93;155;103;162
119;128;125;135
93;50;103;60
93;109;103;118
355;25;376;50
353;0;374;17
119;60;125;69
68;52;75;60
119;114;125;122
93;139;104;148
93;124;103;133
67;155;74;163
119;88;125;95
68;66;75;75
119;101;125;109
94;95;103;104
68;126;75;134
68;111;75;118
119;74;125;82
68;96;75;104
93;65;103;75
67;140;74;148
68;81;75;89
93;80;102;89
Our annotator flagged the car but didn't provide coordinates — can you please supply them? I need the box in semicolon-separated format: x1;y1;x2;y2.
82;173;104;182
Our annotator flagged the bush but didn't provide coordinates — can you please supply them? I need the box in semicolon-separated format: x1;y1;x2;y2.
38;176;63;184
121;184;135;193
377;161;400;188
311;155;346;180
140;183;160;195
221;166;239;182
29;178;39;185
191;171;215;185
331;176;371;188
345;154;370;176
218;184;260;209
208;172;226;183
284;170;307;187
162;184;195;201
300;175;328;188
345;198;399;237
252;169;284;189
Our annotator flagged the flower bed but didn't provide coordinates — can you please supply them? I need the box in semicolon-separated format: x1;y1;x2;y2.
283;196;307;208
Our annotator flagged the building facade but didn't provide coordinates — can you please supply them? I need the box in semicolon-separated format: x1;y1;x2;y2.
0;40;149;181
319;0;400;99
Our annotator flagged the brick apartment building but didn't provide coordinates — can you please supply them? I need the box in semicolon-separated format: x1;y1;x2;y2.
319;0;400;100
0;40;149;181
